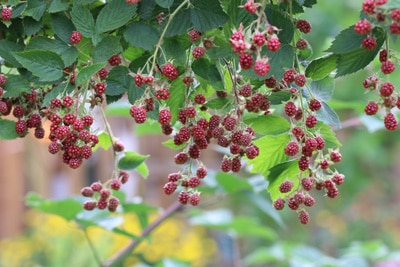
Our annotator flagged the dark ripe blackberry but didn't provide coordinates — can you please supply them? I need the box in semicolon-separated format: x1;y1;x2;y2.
264;76;277;88
304;195;315;207
221;158;232;172
298;156;310;171
288;198;299;210
34;127;45;139
332;173;345;185
273;198;285;210
245;145;259;159
168;172;181;182
298;210;310;224
188;144;201;159
163;182;177;195
305;115;317;128
279;180;293;193
239;83;252;97
284;141;299;156
162;124;173;135
208;115;221;130
222;116;236;131
216;91;228;98
217;136;231;147
178;191;190;204
174;152;189;164
81;187;94;197
189;193;201;206
284;101;297;117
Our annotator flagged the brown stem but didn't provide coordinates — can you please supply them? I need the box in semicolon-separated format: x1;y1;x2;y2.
102;201;183;267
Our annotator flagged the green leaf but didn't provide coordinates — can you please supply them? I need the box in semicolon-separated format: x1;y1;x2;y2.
95;0;137;34
0;119;20;140
266;160;299;201
228;217;276;240
305;53;337;80
25;192;82;221
326;26;367;54
295;0;305;5
13;50;64;82
93;131;113;152
162;139;187;150
317;122;342;148
106;66;134;96
42;83;74;107
265;5;294;44
192;58;224;89
165;9;192;37
23;17;43;36
118;151;149;170
92;36;123;63
71;4;95;38
190;0;229;32
136;162;149;178
267;45;295;81
105;102;131;117
0;40;24;68
165;80;186;125
317;102;341;129
124;22;159;51
51;13;76;44
204;97;230;110
244;115;291;136
215;172;253;193
379;0;400;9
248;134;290;177
155;0;174;8
24;0;47;21
49;0;69;13
76;63;106;86
303;76;334;101
268;91;291;105
3;75;31;98
163;36;191;66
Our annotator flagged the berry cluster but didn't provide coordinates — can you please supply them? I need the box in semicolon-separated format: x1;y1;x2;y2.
81;171;130;212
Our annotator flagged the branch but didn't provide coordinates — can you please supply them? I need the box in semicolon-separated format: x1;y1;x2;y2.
102;201;183;267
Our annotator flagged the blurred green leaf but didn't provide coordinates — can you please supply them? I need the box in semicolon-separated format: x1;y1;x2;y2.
155;0;174;8
266;160;299;201
317;122;342;148
118;151;149;170
136;162;149;178
303;76;334;101
162;139;187;150
215;172;253;193
317;102;341;129
93;131;113;152
305;53;337;80
0;119;20;140
244;115;291;136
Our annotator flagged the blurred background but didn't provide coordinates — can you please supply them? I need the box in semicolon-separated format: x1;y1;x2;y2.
1;1;400;267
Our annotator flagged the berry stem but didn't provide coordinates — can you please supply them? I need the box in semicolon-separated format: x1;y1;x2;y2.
84;229;103;266
102;201;183;267
99;106;119;170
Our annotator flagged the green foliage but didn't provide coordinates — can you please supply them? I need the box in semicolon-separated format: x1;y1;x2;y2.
0;119;20;140
266;160;299;201
118;151;149;170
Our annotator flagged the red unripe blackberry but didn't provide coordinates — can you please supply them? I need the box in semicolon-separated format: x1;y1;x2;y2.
100;188;111;200
283;69;296;83
228;143;241;155
267;37;281;52
62;95;74;107
298;156;310;171
375;0;387;5
362;36;377;50
298;210;310;224
191;125;205;140
330;151;342;163
48;142;60;154
315;136;325;150
253;59;270;76
332;173;345;185
231;157;242;172
320;159;330;170
381;61;396;74
97;68;108;80
362;0;375;13
162;63;179;81
284;101;297;117
154;88;170;100
34;127;45;139
188;29;201;42
245;145;259;159
110;178;122;190
294;74;306;87
1;7;12;21
279;180;293;193
208;115;221;130
15;120;27;135
240;133;252;147
390;22;400;34
379;49;387;63
284;141;299;156
296;38;309;50
264;76;277;88
194;94;206;105
183;76;194;85
185;106;196;118
163;182;177;195
364;101;379;115
288;198;299;210
130;106;147;124
174;152;189;164
12;106;24;118
81;186;94;197
178;191;190;204
0;75;6;86
81;145;92;159
239;53;253;70
294;192;306;204
188;176;201;188
68;158;83;169
354;20;371;35
189;193;201;206
63;113;76;125
196;166;207;179
363;76;379;90
221;158;232;172
89;134;99;147
108;197;120;212
93;83;106;94
91;182;103;192
82;115;94;127
222;116;236;131
188;144;201;159
273;198;285;210
192;46;205;59
327;187;339;198
27;114;42;128
384;113;398;131
0;87;4;97
108;54;122;66
177;127;191;143
168;172;181;182
296;20;312;34
304;195;315;207
158;109;172;126
391;9;400;21
83;201;96;211
239;84;252;97
97;199;108;210
309;99;322;111
73;119;84;132
70;31;82;44
253;32;266;46
305;138;318;151
305;115;317;128
301;177;314;191
113;141;125;152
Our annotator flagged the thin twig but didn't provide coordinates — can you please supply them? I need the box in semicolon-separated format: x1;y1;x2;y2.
102;201;183;267
84;229;104;267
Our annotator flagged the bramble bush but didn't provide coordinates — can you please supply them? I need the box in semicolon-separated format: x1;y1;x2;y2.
0;0;400;265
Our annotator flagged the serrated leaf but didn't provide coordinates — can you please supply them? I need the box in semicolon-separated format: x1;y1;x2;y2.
165;80;186;124
23;17;43;36
24;0;46;21
26;192;82;221
204;97;230;110
42;83;74;107
0;40;24;68
326;26;366;54
265;5;294;44
244;115;291;136
268;91;291;105
317;102;341;129
248;134;290;177
266;160;299;201
0;119;20;140
162;139;186;150
192;58;224;89
165;9;192;37
3;75;31;98
215;172;253;193
163;36;191;66
305;53;337;80
316;122;342;148
71;4;95;38
303;76;334;101
155;0;174;8
124;22;159;51
76;63;106;85
118;151;149;170
190;0;229;32
267;44;295;81
49;0;69;13
11;3;27;18
51;13;76;44
95;0;137;34
92;36;123;63
13;50;64;82
106;66;134;96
